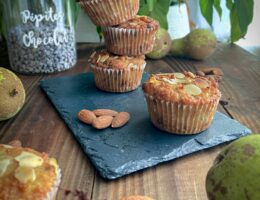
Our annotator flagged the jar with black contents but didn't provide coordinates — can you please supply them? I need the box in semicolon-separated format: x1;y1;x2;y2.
1;0;78;74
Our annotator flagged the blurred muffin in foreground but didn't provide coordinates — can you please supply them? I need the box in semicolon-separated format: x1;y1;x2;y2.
89;50;146;93
142;72;221;134
0;144;61;200
120;195;154;200
102;16;159;56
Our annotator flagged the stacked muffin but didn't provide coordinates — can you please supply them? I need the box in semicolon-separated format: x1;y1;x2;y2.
79;0;159;92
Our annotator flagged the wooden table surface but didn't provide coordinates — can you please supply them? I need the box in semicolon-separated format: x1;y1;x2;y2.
0;43;259;200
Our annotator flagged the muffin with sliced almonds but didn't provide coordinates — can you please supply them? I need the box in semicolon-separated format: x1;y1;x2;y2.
102;15;159;56
142;72;221;134
89;49;146;93
0;144;61;200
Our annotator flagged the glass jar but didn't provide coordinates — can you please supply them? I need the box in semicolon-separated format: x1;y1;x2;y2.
1;0;77;74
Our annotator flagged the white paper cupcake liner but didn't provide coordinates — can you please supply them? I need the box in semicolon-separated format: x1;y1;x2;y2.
90;63;146;93
45;167;62;200
144;94;220;135
102;27;158;56
79;0;139;26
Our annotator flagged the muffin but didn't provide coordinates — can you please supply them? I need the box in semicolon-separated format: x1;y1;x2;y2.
0;144;61;200
89;50;146;93
78;0;139;26
102;16;160;56
142;72;221;134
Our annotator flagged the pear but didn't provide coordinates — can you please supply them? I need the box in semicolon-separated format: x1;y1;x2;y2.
170;29;217;60
206;134;260;200
0;67;26;120
146;28;172;59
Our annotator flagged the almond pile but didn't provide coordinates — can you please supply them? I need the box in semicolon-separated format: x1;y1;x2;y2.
78;109;130;130
196;67;224;82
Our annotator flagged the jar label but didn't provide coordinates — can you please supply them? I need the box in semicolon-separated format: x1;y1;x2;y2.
20;8;70;48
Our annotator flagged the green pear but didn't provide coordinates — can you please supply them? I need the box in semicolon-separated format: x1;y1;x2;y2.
0;67;26;120
146;28;172;59
206;134;260;200
171;29;217;60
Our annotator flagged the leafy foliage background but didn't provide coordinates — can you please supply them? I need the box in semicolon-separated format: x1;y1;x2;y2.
0;0;255;43
138;0;254;42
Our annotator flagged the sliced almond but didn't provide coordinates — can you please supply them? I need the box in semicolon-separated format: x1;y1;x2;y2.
96;55;101;63
15;152;43;168
93;109;118;117
90;51;96;59
186;71;196;78
173;73;185;79
92;116;113;129
0;159;11;176
112;112;130;128
184;84;202;96
99;55;109;63
195;78;209;89
162;78;177;85
176;79;191;84
78;109;96;125
15;166;36;183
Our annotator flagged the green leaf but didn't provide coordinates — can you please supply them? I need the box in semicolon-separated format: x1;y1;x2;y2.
213;0;222;18
147;0;156;12
226;0;233;10
227;0;254;42
235;0;254;34
199;0;214;25
138;0;171;29
96;26;103;42
229;5;241;42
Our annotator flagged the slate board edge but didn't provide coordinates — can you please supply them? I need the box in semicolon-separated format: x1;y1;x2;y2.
40;73;252;180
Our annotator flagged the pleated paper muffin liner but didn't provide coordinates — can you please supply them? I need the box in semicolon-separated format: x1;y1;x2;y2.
144;94;220;135
90;63;146;93
102;27;158;56
79;0;139;26
45;167;62;200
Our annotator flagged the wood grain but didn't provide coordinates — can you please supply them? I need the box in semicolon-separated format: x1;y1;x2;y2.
0;43;259;200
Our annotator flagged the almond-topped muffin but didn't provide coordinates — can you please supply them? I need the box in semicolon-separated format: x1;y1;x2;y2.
0;144;61;200
142;72;221;134
89;50;146;93
78;0;139;26
102;16;159;56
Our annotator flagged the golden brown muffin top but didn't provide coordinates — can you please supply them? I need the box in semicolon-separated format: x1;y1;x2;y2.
115;15;159;30
142;72;221;104
0;144;59;200
88;50;146;69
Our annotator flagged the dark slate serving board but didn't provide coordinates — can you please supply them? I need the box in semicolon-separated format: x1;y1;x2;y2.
40;73;251;179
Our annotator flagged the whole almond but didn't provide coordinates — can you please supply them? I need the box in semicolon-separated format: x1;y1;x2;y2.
92;116;113;129
8;140;22;147
212;68;224;76
93;109;118;117
196;70;205;76
78;109;96;125
112;112;130;128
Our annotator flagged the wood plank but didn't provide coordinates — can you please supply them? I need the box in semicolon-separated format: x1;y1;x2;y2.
0;43;259;200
